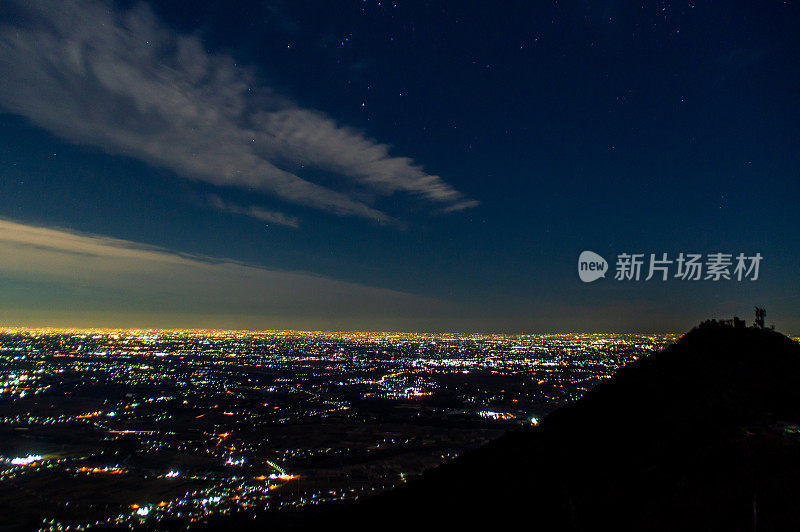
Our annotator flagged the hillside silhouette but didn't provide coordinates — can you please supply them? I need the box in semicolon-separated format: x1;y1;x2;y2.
278;322;800;531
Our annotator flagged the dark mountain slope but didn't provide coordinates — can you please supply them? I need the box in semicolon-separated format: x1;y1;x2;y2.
292;323;800;531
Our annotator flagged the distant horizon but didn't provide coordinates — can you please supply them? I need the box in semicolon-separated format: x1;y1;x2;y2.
3;322;793;338
0;325;680;335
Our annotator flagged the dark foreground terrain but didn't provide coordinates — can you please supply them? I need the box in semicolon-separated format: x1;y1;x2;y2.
225;322;800;531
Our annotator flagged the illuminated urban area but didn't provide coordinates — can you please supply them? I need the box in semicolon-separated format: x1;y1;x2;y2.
0;329;675;530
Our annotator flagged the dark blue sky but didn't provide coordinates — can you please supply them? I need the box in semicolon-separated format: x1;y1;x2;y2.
0;1;798;332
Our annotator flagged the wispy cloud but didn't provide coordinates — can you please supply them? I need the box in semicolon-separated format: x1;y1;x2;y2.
0;0;477;222
0;219;450;328
435;199;481;214
208;195;299;229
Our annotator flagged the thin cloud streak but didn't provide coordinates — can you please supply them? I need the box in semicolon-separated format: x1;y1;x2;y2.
0;0;477;222
435;199;482;214
0;218;451;328
208;195;299;228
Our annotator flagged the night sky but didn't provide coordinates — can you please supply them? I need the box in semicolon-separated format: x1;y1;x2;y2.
0;0;798;333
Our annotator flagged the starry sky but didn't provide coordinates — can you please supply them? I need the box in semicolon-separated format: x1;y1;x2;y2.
0;0;798;333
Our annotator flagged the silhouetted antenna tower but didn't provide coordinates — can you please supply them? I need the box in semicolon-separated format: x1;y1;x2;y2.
754;306;766;329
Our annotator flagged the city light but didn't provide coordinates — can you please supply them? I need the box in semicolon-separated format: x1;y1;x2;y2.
0;327;673;529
